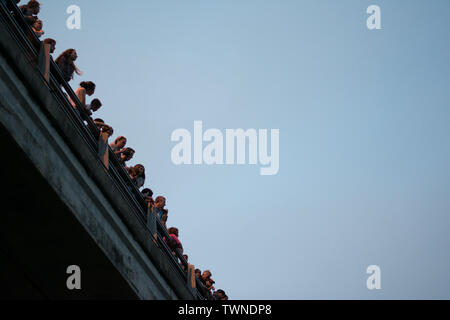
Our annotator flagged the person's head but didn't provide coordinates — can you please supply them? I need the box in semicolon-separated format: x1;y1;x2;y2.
69;49;78;61
121;147;135;161
183;254;188;261
27;0;40;15
154;196;166;209
56;49;76;62
216;289;226;299
141;188;153;198
215;289;229;300
202;270;211;280
93;118;104;124
80;81;96;96
115;136;127;149
168;227;179;237
90;98;102;111
33;19;42;30
43;38;56;53
134;164;145;177
195;269;201;278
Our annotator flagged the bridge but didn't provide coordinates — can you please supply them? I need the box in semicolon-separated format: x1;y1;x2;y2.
0;0;204;300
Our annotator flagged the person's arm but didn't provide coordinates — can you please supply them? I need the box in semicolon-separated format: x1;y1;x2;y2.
76;87;87;107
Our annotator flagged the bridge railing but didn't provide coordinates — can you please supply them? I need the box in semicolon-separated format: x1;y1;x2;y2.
0;0;205;300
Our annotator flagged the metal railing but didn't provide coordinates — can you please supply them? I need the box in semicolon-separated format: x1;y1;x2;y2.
0;0;206;300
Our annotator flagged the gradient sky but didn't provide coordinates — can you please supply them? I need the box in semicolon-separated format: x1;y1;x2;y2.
36;0;450;299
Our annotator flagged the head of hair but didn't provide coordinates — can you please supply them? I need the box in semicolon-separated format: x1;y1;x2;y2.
27;0;40;10
203;270;212;278
80;81;96;92
55;49;76;63
121;148;134;159
216;289;226;295
43;38;56;45
93;118;104;123
115;136;126;144
133;164;145;178
168;227;179;236
142;188;153;197
90;98;102;111
154;196;166;207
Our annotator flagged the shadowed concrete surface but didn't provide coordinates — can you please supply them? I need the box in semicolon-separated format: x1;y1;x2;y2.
0;0;196;300
0;124;140;299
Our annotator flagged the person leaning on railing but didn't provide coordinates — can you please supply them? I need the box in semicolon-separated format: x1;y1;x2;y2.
200;270;216;300
32;18;44;38
153;195;166;220
43;38;56;54
117;147;135;166
71;81;95;107
141;188;154;208
18;0;40;25
70;81;103;116
109;136;127;153
165;227;183;257
127;164;146;189
94;118;114;137
195;269;211;299
213;289;229;301
89;98;103;114
55;49;82;83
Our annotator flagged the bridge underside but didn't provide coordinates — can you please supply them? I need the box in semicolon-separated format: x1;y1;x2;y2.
0;124;139;300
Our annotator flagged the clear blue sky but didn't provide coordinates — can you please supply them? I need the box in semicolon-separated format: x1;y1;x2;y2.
38;0;450;299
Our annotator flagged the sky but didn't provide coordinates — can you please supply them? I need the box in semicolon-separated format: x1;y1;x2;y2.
36;0;450;299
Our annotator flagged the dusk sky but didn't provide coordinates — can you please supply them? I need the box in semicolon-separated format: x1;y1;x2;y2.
38;0;450;299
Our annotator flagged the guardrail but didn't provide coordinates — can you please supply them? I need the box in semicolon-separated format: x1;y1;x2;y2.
0;0;206;300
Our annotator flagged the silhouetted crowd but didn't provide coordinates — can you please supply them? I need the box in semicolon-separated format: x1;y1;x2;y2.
12;0;228;301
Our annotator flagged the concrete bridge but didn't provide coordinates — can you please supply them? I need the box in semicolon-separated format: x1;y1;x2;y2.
0;0;202;300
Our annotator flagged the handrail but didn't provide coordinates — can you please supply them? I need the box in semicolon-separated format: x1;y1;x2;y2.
0;0;207;300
